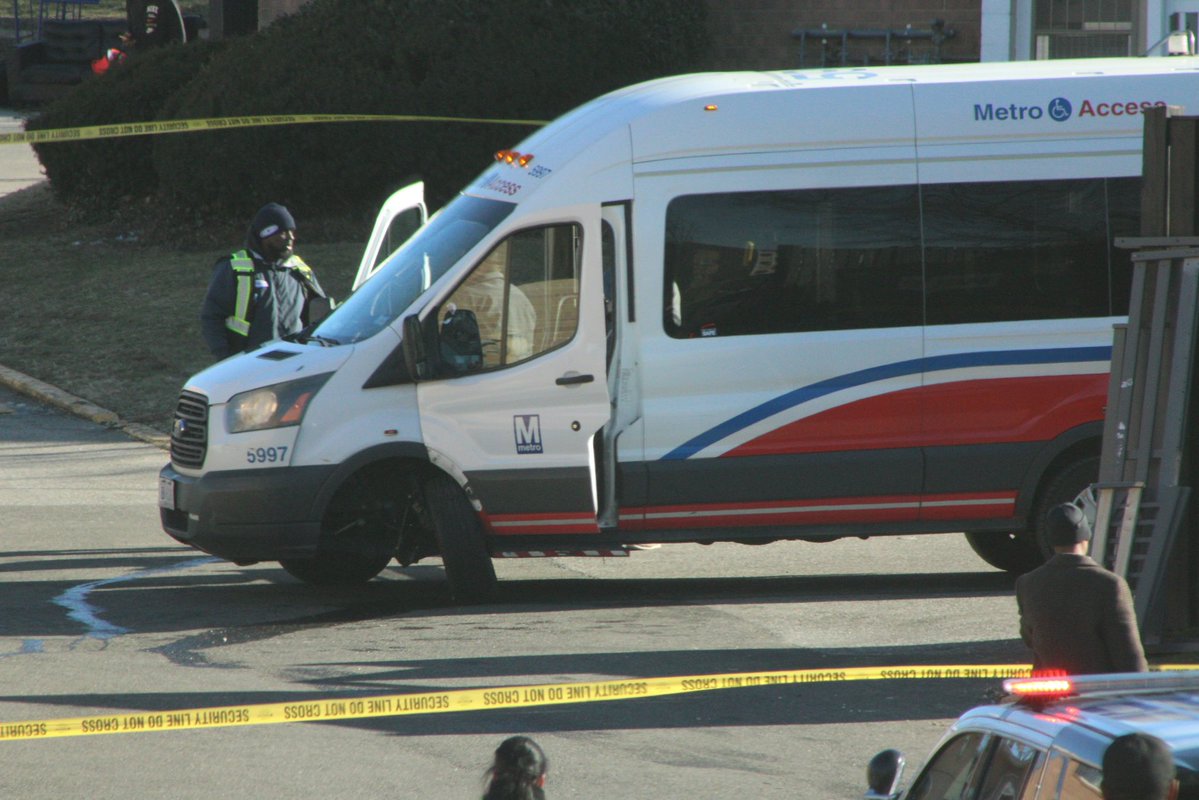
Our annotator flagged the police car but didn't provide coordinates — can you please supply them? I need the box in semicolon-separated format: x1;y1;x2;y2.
865;672;1199;799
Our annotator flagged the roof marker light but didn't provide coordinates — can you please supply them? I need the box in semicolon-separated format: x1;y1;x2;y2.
494;149;534;168
704;104;718;112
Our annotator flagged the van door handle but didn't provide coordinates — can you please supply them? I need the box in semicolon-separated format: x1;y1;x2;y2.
556;372;594;386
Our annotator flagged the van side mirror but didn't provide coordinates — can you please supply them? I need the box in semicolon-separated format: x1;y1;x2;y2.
438;305;483;374
865;749;905;800
401;314;431;380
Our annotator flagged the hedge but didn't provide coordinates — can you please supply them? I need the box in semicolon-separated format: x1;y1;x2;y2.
28;0;710;237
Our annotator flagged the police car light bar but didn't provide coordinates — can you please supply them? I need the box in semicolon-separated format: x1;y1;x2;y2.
1004;671;1199;703
1005;676;1074;699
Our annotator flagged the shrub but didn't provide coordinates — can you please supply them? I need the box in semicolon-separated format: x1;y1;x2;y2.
29;0;710;235
26;40;227;216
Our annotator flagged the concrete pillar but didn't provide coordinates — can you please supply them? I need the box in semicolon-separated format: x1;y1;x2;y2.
979;0;1014;60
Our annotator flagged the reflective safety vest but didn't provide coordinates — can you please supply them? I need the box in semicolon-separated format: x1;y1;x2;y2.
224;250;320;337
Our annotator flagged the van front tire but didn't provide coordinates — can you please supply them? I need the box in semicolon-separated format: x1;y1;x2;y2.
278;466;404;585
424;474;497;604
279;552;392;585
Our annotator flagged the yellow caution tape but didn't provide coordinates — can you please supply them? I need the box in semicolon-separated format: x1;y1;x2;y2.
0;113;550;146
4;663;1195;742
0;664;1036;742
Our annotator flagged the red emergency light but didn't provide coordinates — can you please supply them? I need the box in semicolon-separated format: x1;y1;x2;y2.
1004;673;1075;700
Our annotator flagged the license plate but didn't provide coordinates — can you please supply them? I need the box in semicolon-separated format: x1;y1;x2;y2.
158;476;176;510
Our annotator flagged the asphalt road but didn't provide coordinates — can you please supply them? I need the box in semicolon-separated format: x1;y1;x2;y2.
0;383;1027;799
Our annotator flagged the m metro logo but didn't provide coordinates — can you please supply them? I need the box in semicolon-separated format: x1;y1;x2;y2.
514;415;544;454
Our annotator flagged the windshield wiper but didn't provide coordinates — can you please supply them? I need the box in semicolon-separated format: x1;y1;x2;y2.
285;328;341;346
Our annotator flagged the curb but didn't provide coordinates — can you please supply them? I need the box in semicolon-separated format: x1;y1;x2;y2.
0;364;170;451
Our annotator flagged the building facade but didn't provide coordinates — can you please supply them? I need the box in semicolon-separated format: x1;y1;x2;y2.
979;0;1197;60
218;0;1196;65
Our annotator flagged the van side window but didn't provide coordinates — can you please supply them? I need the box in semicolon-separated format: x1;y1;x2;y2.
664;186;922;338
907;732;992;800
440;223;582;371
1105;177;1140;316
375;206;425;269
923;177;1139;325
663;177;1139;337
601;221;617;365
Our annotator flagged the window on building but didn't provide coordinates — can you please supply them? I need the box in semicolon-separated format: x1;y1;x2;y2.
1033;0;1133;58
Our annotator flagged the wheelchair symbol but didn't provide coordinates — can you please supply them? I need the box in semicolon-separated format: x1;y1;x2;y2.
1048;97;1072;122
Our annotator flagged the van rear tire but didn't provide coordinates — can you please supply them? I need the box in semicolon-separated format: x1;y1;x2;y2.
963;530;1043;574
1031;455;1100;558
424;474;497;604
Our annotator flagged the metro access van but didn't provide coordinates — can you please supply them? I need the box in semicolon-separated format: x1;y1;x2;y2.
159;57;1199;601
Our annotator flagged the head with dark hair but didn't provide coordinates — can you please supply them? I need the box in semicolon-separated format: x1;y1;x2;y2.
1046;502;1092;550
1102;733;1176;800
483;736;548;800
246;202;297;262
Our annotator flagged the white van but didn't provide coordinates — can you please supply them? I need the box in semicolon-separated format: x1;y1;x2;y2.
159;57;1199;601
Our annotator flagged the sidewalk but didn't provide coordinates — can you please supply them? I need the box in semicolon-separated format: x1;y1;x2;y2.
0;110;168;447
0;108;43;195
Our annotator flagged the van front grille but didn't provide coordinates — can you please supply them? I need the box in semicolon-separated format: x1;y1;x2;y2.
170;390;209;469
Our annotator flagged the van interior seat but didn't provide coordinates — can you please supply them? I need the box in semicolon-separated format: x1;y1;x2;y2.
521;278;580;351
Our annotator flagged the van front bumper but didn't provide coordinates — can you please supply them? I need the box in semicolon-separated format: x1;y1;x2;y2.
158;463;336;563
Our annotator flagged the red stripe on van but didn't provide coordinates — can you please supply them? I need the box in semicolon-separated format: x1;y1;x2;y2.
921;491;1018;520
620;494;923;530
480;491;1018;534
481;511;600;536
725;374;1105;457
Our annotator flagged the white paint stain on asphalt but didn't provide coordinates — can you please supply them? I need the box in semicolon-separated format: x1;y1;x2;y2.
52;557;218;640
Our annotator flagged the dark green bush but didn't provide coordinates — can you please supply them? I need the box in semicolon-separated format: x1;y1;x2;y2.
30;0;710;234
26;39;227;215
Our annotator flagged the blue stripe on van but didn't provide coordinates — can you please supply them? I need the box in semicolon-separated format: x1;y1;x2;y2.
661;345;1112;461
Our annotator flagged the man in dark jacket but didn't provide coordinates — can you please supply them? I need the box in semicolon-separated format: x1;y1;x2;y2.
1015;502;1147;675
200;203;332;361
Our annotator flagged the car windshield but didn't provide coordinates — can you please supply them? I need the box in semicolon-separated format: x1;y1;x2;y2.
311;195;515;344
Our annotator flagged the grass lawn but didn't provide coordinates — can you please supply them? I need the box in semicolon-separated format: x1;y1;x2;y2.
0;181;366;431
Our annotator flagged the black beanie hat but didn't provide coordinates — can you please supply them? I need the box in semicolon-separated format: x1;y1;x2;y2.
249;203;296;241
1102;733;1174;800
1046;503;1092;547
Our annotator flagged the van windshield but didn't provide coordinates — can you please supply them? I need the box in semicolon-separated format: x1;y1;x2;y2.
312;195;516;344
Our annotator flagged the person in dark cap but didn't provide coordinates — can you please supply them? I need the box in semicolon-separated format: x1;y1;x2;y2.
200;203;332;360
1015;502;1147;675
122;1;186;51
1102;733;1177;800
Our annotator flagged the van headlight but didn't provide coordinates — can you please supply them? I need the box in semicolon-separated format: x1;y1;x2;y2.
226;373;332;433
